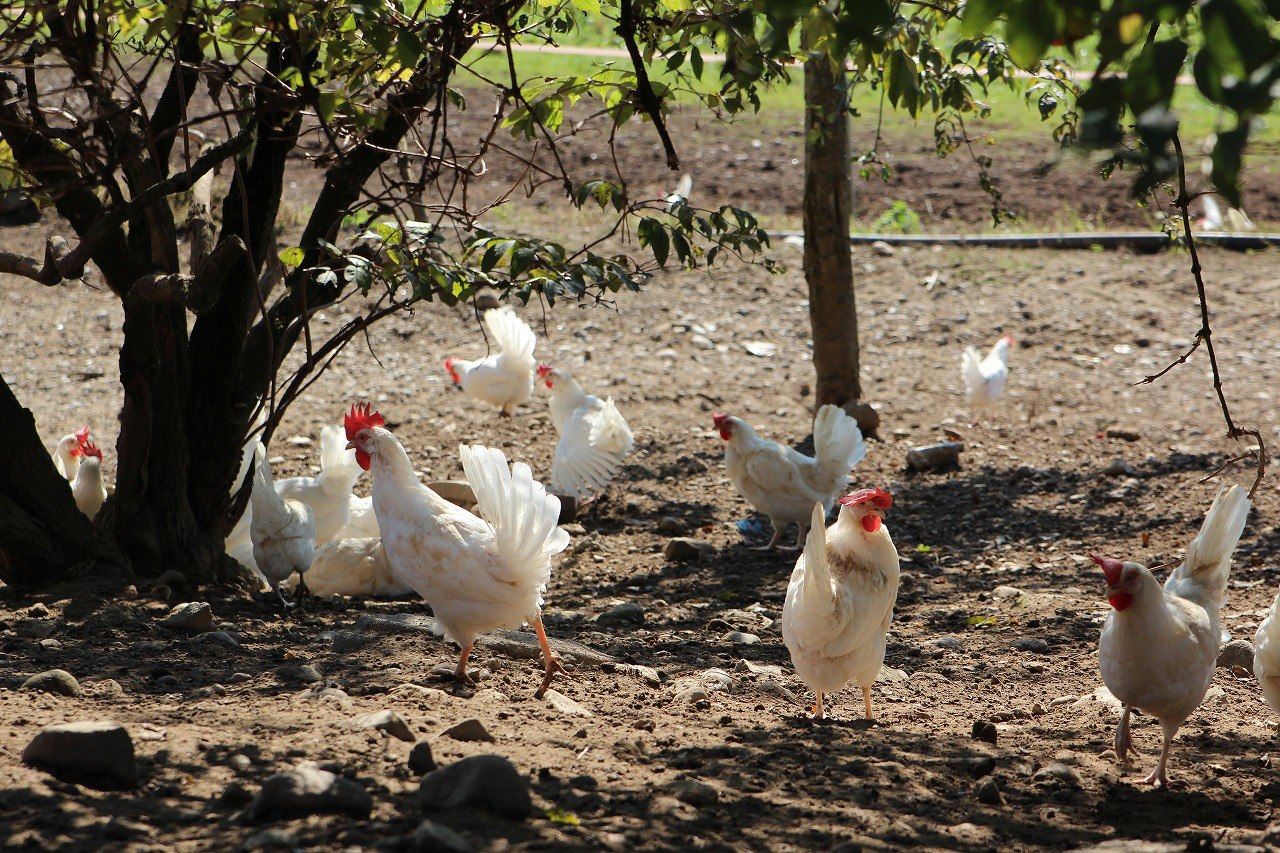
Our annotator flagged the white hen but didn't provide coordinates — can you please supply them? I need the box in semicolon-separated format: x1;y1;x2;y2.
302;537;411;598
70;433;107;520
445;306;537;417
539;363;634;500
716;404;867;550
249;442;317;604
1255;592;1280;719
345;402;571;696
782;491;899;719
51;426;90;480
961;335;1013;409
1096;483;1251;787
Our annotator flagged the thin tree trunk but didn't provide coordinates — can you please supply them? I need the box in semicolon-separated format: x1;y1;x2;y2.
803;57;878;436
0;374;126;586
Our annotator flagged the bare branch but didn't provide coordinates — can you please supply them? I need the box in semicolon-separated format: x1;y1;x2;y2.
616;0;680;171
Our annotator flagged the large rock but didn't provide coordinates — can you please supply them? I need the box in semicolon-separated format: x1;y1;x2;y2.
419;755;532;819
1218;638;1255;670
21;669;82;697
352;710;414;742
160;602;215;633
247;765;372;821
408;741;437;775
664;538;715;563
440;719;494;743
21;721;137;789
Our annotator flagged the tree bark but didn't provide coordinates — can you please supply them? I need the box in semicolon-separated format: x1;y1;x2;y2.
803;57;878;436
0;373;126;586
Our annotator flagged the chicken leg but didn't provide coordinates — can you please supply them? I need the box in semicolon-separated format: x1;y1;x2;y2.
753;524;783;551
812;693;825;719
1114;706;1140;769
863;685;873;720
1141;720;1177;788
533;614;569;699
788;523;808;551
453;644;476;686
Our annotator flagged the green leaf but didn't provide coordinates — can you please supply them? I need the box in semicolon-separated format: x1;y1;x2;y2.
1005;0;1061;69
1125;39;1187;114
885;50;920;116
638;218;669;266
570;0;601;14
279;247;305;268
1210;125;1249;208
960;0;1004;38
690;46;704;81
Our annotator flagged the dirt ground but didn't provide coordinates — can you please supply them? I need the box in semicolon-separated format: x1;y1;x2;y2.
6;96;1280;851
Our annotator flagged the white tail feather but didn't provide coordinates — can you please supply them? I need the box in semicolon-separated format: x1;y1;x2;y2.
812;404;866;486
961;346;985;397
318;424;362;496
460;444;569;590
782;503;838;651
484;306;536;367
1255;591;1280;714
1164;484;1250;609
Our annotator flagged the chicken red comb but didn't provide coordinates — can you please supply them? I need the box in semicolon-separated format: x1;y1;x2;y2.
344;402;385;441
1091;554;1124;586
537;363;553;377
79;439;103;461
839;487;893;509
1001;334;1015;345
712;413;730;429
74;426;91;443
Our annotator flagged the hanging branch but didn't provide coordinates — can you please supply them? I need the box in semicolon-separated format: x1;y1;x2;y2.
1136;133;1266;498
616;0;679;171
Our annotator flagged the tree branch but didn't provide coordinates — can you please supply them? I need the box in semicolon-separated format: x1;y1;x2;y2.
616;0;680;171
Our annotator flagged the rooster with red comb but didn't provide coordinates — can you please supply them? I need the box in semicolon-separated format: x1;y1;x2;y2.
70;430;107;520
781;488;899;719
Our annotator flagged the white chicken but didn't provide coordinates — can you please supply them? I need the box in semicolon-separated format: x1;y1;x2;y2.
1254;591;1280;719
248;442;317;605
782;491;899;719
302;537;411;598
445;305;537;417
961;335;1013;409
1096;483;1251;787
715;404;867;550
539;363;634;500
336;495;380;540
70;433;107;520
51;426;90;480
344;402;571;696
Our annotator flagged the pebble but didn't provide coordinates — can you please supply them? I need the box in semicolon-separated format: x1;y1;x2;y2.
544;689;593;718
279;665;323;684
663;538;715;563
247;764;373;821
226;672;253;684
656;516;683;534
1218;638;1254;670
991;586;1022;600
352;710;415;742
200;631;241;648
418;755;532;819
331;631;373;653
411;819;472;853
21;721;137;790
667;779;719;808
619;663;663;687
932;636;964;651
408;741;437;776
1032;762;1083;787
160;602;215;633
734;660;784;677
1013;638;1049;653
870;240;895;256
1105;427;1141;442
21;669;82;697
440;718;495;743
230;754;253;773
974;777;1002;805
1102;458;1135;477
971;721;998;745
724;631;760;646
597;602;645;625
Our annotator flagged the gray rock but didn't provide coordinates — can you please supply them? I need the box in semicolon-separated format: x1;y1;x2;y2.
419;755;532;819
724;631;760;646
664;538;715;563
656;516;683;534
971;721;998;745
440;719;494;743
544;689;593;718
161;602;215;633
1032;762;1082;787
932;636;964;651
226;672;253;684
1013;637;1049;653
331;630;373;653
870;240;895;257
408;741;437;775
21;721;137;789
1102;458;1135;477
353;710;414;742
1218;638;1254;670
974;777;1002;805
18;618;56;639
597;602;645;625
239;828;297;851
279;664;323;684
21;669;82;697
991;586;1022;601
199;631;241;648
247;764;372;821
412;819;472;853
668;779;719;808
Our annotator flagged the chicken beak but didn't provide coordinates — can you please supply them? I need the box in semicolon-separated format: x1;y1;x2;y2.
345;440;357;451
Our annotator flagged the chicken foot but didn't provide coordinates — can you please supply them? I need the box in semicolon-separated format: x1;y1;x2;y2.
811;693;825;719
863;686;873;720
1113;706;1141;769
533;614;570;699
1141;726;1174;788
452;644;477;687
752;525;783;551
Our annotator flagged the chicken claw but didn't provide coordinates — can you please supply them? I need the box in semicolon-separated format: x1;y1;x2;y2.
1114;706;1141;769
752;528;782;551
452;644;477;687
533;615;571;699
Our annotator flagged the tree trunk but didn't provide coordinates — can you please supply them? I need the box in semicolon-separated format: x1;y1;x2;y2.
803;57;879;436
0;373;126;586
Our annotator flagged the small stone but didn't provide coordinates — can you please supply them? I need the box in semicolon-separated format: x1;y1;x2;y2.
227;673;253;684
971;721;998;745
664;538;715;563
1013;638;1049;653
230;754;253;773
620;664;663;687
240;828;298;851
974;777;1002;805
560;523;587;536
544;689;593;718
1102;458;1135;477
991;586;1022;600
27;603;50;618
667;779;719;808
22;721;137;789
1105;427;1141;442
418;755;532;819
21;669;81;697
247;764;372;821
656;516;683;534
1032;762;1082;787
200;631;241;648
39;638;62;650
353;710;414;743
932;635;964;651
440;719;494;743
411;819;472;853
408;741;437;775
597;602;645;625
161;602;215;633
724;631;760;646
18;618;56;639
870;240;895;257
280;665;323;684
1218;638;1254;670
331;631;373;653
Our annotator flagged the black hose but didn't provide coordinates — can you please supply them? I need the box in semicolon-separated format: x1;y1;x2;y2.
773;231;1280;252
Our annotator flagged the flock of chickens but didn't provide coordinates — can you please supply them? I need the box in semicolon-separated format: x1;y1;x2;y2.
44;304;1280;789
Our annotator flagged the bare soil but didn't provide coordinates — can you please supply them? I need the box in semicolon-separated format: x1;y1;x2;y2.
5;105;1280;852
